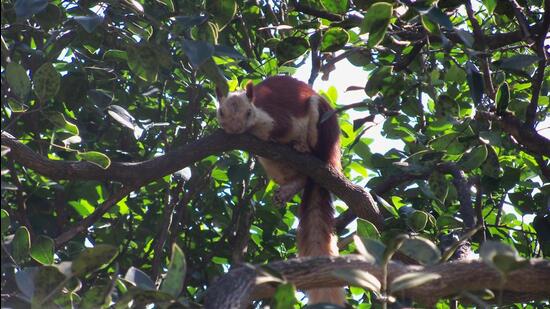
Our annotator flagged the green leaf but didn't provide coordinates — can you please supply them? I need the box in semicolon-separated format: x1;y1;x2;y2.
273;283;298;309
421;15;439;34
73;14;103;33
406;210;429;232
353;235;385;265
15;267;36;300
124;267;155;290
1;209;9;235
160;244;187;297
13;226;31;263
68;199;95;217
496;82;510;115
6;62;31;100
80;285;111;308
320;28;349;52
424;7;453;30
389;272;441;293
360;2;393;47
459;145;488;171
276;37;309;64
127;44;159;82
356;218;381;239
45;111;79;135
321;0;349;14
72;244;118;276
428;171;449;204
181;39;215;68
76;151;111;169
446;64;466;83
32;266;67;307
399;237;441;265
479;241;529;276
15;0;48;20
495;55;540;71
436;215;463;230
365;66;392;96
482;0;497;14
332;268;381;295
33;62;61;101
206;0;237;30
30;235;55;265
466;62;484;106
481;145;501;178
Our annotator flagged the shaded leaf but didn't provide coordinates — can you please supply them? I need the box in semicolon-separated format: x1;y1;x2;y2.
273;283;298;309
276;37;309;64
389;272;441;293
356;218;380;239
72;244;118;276
494;55;540;71
360;2;393;47
73;14;103;33
32;266;67;306
182;39;215;68
124;267;155;290
45;111;79;135
206;0;237;30
353;235;385;265
465;62;484;105
76;151;111;169
321;0;349;14
6;62;31;100
33;62;61;101
160;244;187;297
30;235;55;265
15;0;48;20
399;236;441;265
127;44;159;82
320;28;349;52
13;226;31;264
496;82;510;115
459;145;488;171
479;241;529;276
332;268;381;294
1;210;9;235
406;210;429;232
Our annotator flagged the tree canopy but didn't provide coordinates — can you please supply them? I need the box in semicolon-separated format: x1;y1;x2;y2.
1;0;549;308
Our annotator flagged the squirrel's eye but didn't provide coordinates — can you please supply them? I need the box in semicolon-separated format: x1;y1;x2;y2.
246;109;252;118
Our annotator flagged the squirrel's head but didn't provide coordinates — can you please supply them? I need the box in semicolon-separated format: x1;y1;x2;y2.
216;81;256;134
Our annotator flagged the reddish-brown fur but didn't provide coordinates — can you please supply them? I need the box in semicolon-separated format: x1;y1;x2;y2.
250;76;316;140
249;76;344;304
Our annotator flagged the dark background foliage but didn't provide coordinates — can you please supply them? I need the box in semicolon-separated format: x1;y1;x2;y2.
1;0;549;307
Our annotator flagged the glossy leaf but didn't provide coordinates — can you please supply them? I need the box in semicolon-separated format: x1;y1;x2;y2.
159;244;187;297
399;236;441;265
389;272;441;293
30;236;55;265
73;14;103;33
332;268;381;295
72;244;118;276
356;218;380;239
360;2;393;47
13;226;31;263
320;28;349;52
33;62;61;101
15;0;48;20
76;151;111;169
6;62;31;100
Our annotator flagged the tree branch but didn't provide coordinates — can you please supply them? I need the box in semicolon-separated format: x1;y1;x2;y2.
1;130;384;229
437;163;476;229
204;255;550;308
524;0;550;128
476;111;550;157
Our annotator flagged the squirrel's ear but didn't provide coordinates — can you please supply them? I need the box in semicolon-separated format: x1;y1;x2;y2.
245;81;254;100
215;86;225;102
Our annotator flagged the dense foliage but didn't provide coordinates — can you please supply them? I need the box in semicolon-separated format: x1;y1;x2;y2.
1;0;549;308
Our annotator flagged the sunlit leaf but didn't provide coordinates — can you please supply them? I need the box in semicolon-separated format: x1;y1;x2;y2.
389;272;441;293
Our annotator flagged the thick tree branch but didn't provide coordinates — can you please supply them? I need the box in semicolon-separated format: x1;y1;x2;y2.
204;255;550;308
437;163;476;228
1;130;383;229
525;0;550;128
465;0;495;99
476;112;550;157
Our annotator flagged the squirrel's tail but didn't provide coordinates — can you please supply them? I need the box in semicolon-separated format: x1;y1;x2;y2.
297;95;345;305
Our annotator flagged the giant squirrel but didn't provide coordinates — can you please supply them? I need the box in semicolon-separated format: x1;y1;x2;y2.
216;76;345;305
